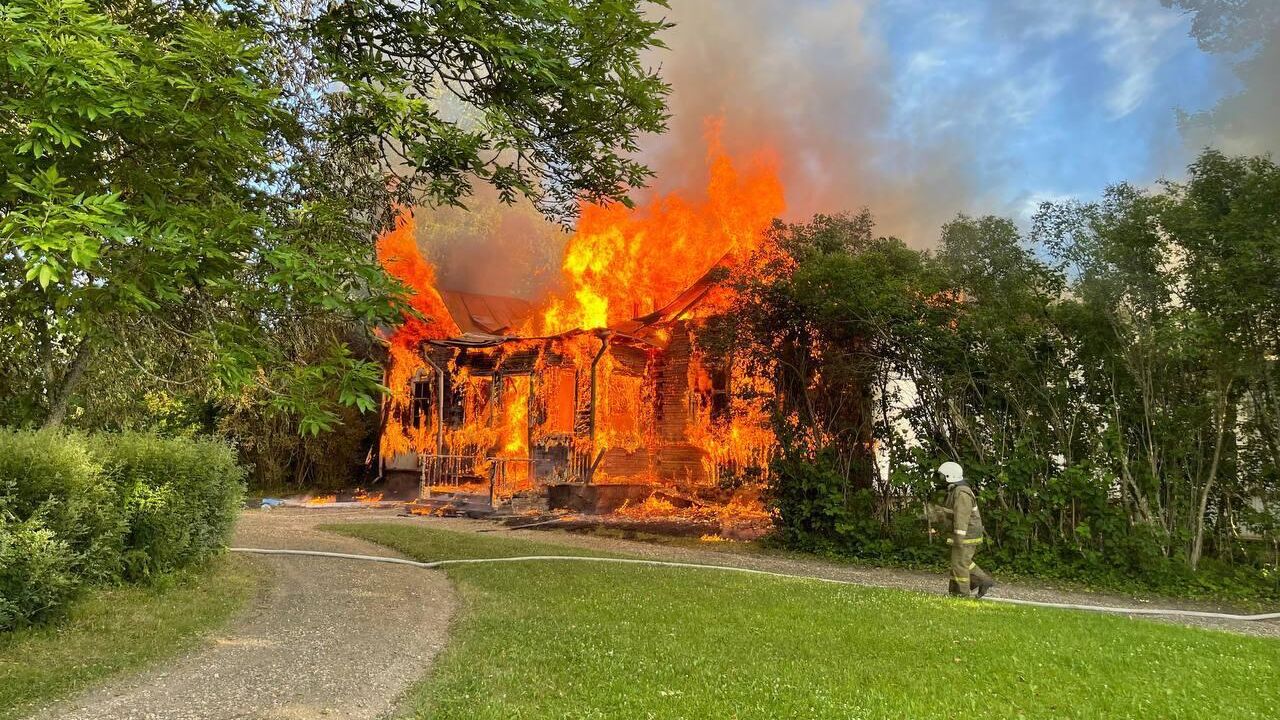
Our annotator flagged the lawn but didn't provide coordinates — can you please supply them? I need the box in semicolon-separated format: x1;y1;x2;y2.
327;522;1280;720
0;555;262;720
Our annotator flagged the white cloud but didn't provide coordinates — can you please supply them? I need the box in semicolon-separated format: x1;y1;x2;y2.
1088;1;1188;118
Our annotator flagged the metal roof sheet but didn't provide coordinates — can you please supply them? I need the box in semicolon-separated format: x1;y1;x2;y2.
438;289;534;335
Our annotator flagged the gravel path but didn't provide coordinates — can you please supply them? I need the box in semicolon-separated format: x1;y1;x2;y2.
34;510;456;720
328;511;1280;639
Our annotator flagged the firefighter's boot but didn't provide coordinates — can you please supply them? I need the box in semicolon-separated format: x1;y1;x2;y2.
947;578;969;597
969;567;995;599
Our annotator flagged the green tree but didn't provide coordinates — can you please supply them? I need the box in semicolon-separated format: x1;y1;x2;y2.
1162;151;1280;566
312;0;671;219
726;213;942;549
1034;152;1280;570
1;0;671;436
751;150;1279;591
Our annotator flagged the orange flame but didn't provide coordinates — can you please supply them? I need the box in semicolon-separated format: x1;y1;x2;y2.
531;121;784;334
354;489;384;504
377;209;459;457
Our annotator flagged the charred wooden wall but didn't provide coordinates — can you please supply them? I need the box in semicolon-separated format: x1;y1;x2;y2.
599;323;708;485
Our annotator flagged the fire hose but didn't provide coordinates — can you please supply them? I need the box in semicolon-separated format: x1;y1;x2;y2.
228;547;1280;622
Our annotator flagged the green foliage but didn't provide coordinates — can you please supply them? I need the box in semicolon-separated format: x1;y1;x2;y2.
88;433;245;580
314;0;671;219
1;0;671;440
768;447;854;545
0;428;124;583
736;151;1280;599
0;0;389;431
0;517;76;632
0;428;245;629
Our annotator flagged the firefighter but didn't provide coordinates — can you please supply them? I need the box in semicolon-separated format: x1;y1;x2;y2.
934;461;995;598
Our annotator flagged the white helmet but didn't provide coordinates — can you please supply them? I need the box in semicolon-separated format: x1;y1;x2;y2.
937;461;964;484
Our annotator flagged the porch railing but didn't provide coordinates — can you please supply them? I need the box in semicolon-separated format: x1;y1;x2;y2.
419;454;538;506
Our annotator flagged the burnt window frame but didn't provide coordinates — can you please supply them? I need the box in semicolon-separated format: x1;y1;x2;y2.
707;364;732;422
409;374;434;428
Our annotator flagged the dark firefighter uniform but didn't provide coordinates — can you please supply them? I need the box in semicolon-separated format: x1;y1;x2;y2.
942;481;994;597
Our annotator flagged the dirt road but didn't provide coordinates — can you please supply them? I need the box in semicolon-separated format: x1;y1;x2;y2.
34;510;455;720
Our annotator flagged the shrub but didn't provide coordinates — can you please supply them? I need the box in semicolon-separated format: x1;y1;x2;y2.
768;447;855;545
0;429;246;629
0;429;125;583
0;516;77;629
768;445;1279;599
89;433;245;580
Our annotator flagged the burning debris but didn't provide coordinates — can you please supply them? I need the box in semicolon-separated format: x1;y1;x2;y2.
276;489;397;509
376;128;785;536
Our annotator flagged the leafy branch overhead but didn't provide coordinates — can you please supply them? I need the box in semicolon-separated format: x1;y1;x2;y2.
0;0;672;432
315;0;671;219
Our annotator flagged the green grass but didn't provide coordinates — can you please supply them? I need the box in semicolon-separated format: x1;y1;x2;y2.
575;525;1279;607
0;555;262;720
325;522;1280;720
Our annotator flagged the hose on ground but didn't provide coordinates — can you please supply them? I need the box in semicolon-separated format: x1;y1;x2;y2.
228;547;1280;622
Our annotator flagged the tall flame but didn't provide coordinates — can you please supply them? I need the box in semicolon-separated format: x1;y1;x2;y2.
377;209;459;457
532;121;784;334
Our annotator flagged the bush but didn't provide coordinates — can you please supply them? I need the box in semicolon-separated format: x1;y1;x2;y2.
768;448;853;546
0;429;245;629
90;433;245;580
0;429;125;583
0;517;77;629
768;447;1280;600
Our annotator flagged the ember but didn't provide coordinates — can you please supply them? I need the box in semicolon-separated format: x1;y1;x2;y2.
353;489;384;504
378;124;785;526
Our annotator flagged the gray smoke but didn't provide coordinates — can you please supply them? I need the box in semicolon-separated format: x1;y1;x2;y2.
416;0;1275;296
637;0;974;245
413;185;567;300
1168;0;1280;157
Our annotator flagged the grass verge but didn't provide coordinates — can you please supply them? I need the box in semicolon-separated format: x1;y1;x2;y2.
326;521;1280;720
0;555;262;720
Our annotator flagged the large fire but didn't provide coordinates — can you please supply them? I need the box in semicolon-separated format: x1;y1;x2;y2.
377;122;785;531
532;122;783;334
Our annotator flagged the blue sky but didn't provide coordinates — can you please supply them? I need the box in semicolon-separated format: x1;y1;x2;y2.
874;0;1227;216
647;0;1244;243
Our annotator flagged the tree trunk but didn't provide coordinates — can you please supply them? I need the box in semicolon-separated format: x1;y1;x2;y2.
1190;382;1232;570
42;339;92;429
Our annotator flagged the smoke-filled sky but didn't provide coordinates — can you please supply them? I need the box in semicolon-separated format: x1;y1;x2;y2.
422;0;1278;294
642;0;1275;243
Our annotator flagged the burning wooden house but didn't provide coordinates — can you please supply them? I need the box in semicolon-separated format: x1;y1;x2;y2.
376;135;785;531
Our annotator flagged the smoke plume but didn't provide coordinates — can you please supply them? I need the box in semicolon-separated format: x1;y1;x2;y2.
637;0;980;245
415;0;1272;298
1169;0;1280;158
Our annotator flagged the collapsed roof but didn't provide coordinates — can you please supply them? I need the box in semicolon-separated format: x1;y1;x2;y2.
429;257;729;350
